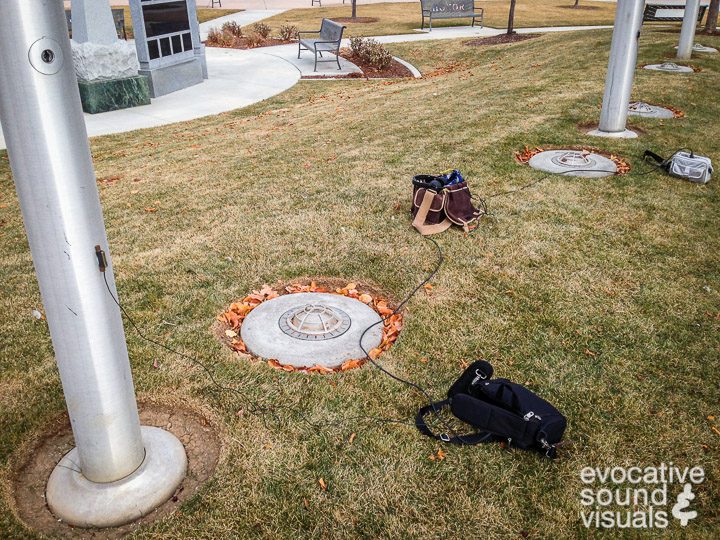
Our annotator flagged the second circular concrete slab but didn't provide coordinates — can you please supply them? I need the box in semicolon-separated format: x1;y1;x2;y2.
528;150;617;178
240;292;383;368
627;101;675;119
643;62;694;73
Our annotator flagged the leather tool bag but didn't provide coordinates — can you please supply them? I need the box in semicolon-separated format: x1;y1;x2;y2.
411;172;481;235
415;361;567;458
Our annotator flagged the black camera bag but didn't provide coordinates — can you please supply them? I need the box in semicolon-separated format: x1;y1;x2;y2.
415;361;566;458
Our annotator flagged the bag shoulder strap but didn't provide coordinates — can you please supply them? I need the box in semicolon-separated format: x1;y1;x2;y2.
412;189;451;236
415;399;494;445
644;150;669;170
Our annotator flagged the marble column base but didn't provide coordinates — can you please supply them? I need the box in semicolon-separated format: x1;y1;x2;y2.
78;75;150;114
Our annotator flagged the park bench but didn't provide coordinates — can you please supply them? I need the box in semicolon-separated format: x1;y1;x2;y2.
65;8;128;40
643;1;709;22
420;0;484;31
297;19;346;72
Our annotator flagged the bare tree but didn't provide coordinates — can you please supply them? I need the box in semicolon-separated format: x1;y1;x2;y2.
573;0;580;7
507;0;517;34
705;0;719;33
351;0;358;19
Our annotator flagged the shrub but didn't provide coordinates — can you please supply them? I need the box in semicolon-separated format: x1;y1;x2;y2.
279;24;298;41
349;37;392;70
206;27;237;48
246;32;264;48
349;36;367;57
252;22;271;39
221;21;243;38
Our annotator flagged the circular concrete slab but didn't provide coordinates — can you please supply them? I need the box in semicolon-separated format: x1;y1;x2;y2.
627;101;675;119
674;44;718;53
240;292;383;368
643;62;694;73
528;150;617;178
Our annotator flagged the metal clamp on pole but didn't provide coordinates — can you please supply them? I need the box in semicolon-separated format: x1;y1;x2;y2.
0;0;186;529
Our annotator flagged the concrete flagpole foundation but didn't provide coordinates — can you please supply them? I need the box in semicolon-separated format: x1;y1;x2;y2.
0;0;186;529
588;0;646;139
677;0;702;60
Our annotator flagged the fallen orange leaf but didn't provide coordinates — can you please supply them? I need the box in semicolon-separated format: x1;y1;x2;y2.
318;478;327;490
348;433;356;445
368;348;382;360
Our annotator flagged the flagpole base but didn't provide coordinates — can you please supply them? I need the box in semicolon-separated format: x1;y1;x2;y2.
46;426;187;529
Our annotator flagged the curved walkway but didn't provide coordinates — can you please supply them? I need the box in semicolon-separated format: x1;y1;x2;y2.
0;23;613;150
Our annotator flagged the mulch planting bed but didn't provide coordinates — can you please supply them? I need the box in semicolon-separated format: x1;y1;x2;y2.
330;17;380;23
207;37;294;49
302;50;414;80
465;33;540;47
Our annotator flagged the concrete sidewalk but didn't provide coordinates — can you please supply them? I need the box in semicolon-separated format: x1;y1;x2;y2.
0;47;301;150
0;23;616;149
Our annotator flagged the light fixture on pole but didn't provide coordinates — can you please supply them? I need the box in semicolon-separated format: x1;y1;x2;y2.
0;0;186;529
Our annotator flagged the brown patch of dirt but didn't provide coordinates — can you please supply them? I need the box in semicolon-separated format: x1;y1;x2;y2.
215;279;404;374
9;401;221;538
515;143;632;175
558;4;602;10
206;37;294;49
465;33;540;47
330;17;380;24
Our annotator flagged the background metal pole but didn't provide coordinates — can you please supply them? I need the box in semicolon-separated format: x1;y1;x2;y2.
0;1;186;528
677;0;701;60
594;0;646;136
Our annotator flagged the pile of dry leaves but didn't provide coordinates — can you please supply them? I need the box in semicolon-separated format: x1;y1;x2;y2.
218;281;403;374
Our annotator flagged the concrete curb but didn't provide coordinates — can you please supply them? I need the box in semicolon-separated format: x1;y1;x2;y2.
393;56;422;78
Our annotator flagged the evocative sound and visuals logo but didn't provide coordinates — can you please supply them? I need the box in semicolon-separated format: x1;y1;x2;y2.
579;463;704;529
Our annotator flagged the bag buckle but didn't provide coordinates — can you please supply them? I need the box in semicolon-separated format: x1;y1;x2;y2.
471;369;487;386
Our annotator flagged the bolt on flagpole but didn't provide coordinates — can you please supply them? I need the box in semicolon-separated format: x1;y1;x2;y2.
677;0;701;60
588;0;646;139
0;0;185;528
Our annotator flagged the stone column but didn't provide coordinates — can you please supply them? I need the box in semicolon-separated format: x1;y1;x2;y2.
71;0;118;45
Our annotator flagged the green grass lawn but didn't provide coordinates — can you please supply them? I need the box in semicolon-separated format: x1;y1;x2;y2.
113;6;242;39
1;28;719;538
254;0;619;38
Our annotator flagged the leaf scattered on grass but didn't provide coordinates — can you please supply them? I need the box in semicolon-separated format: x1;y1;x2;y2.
318;478;327;491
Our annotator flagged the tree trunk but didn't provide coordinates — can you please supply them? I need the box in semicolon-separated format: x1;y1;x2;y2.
352;0;357;19
507;0;517;34
705;0;719;33
574;0;580;7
